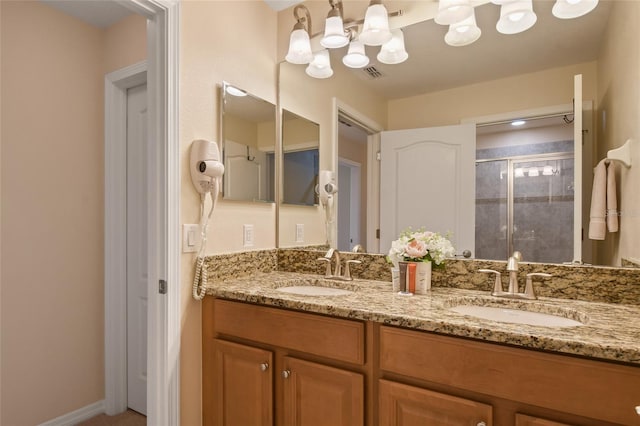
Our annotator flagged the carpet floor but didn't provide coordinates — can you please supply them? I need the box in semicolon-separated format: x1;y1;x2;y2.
77;409;145;426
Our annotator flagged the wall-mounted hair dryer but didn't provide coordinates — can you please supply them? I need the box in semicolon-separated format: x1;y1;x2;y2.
190;139;224;195
190;139;224;301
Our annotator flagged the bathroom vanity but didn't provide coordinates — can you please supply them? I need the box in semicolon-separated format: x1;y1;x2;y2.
202;271;640;426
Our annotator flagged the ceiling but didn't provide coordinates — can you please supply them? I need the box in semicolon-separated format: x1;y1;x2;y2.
40;0;133;28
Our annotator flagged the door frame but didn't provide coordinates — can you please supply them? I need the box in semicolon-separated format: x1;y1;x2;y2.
104;1;179;425
332;99;383;252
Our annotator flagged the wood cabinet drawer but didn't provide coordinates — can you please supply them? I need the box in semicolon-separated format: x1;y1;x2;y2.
379;326;640;425
213;299;365;365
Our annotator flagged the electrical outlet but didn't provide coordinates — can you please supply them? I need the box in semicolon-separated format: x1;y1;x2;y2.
243;224;254;247
295;224;304;243
182;224;200;253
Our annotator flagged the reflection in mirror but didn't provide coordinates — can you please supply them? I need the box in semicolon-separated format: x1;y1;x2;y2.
220;81;275;203
277;0;639;267
282;110;319;206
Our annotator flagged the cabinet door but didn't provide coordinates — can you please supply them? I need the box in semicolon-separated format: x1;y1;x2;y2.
282;356;364;426
213;339;273;426
379;379;492;426
515;414;573;426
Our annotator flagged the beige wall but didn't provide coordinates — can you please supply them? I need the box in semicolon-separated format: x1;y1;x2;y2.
388;61;598;130
179;2;278;424
597;0;640;265
0;2;146;424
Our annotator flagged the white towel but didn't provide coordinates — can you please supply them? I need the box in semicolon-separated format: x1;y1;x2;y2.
607;161;619;232
589;159;619;240
589;159;607;240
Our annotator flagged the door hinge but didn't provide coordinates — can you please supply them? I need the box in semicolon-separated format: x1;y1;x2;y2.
376;151;381;161
159;279;167;294
376;229;380;239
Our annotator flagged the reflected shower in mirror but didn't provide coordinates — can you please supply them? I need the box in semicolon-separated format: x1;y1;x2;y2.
220;81;276;203
282;109;319;206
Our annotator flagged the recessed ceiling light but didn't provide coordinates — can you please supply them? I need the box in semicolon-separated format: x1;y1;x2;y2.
511;120;526;126
226;86;247;97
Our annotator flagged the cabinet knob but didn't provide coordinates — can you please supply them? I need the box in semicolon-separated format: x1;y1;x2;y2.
259;363;269;372
281;369;291;379
477;422;487;426
635;405;640;415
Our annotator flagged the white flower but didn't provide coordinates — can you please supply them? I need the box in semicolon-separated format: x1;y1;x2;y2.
387;227;455;267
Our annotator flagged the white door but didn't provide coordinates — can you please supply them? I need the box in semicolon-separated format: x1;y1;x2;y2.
338;160;361;251
380;124;476;257
126;83;148;415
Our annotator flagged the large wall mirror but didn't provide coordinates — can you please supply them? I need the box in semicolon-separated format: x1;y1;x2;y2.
220;81;276;203
277;0;638;267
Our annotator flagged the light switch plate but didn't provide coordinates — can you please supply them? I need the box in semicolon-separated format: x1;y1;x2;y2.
243;224;254;247
295;223;304;243
182;224;200;253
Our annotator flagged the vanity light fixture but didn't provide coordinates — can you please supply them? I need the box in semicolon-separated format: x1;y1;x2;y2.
305;49;334;79
528;167;539;177
286;0;405;79
342;37;370;68
435;0;474;25
321;0;349;49
552;0;599;19
444;11;481;47
377;29;409;65
514;167;525;178
359;0;393;46
496;0;537;34
285;5;313;64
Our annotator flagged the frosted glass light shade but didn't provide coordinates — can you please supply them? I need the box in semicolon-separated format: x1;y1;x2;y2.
285;28;313;64
444;13;481;46
342;39;370;68
435;0;473;25
359;3;392;46
377;29;408;64
321;15;349;48
496;0;537;34
528;167;539;177
305;50;334;79
552;0;598;19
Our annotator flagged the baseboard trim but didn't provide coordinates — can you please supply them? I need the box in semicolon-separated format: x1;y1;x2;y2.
38;400;105;426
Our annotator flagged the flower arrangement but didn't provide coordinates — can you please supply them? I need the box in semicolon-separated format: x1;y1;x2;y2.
388;228;456;269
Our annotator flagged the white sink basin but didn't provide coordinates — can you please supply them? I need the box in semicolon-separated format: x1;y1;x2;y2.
275;285;354;296
449;305;584;327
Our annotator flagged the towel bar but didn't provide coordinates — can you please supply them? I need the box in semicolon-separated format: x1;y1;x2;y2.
606;138;632;168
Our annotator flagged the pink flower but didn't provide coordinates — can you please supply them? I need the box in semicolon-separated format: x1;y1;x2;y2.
405;239;428;259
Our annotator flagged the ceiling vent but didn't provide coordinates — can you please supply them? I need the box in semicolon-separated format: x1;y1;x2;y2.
362;66;384;79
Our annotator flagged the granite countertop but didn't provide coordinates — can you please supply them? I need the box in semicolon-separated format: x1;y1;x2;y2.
205;271;640;365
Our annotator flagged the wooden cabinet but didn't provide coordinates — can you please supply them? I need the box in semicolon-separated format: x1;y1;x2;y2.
283;357;363;426
203;298;366;426
213;339;273;426
379;379;492;426
379;326;640;426
203;298;640;426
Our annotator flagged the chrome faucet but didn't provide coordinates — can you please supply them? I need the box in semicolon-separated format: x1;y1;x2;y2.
506;251;522;294
316;248;361;281
479;251;552;300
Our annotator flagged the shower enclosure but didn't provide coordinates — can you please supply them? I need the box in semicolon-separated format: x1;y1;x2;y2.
475;154;575;263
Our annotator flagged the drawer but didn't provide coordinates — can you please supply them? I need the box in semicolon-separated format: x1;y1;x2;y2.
213;299;365;365
379;326;640;425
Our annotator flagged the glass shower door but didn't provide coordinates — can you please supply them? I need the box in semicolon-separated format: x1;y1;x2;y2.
512;157;574;263
475;160;508;260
